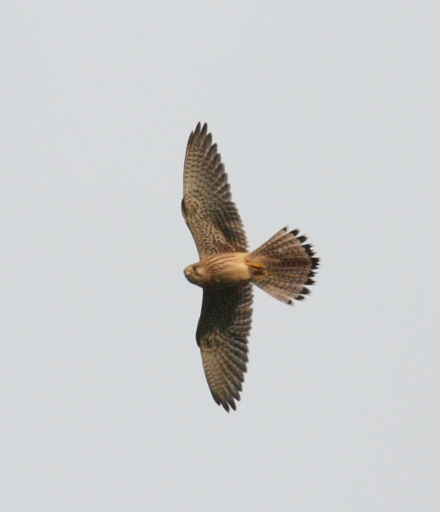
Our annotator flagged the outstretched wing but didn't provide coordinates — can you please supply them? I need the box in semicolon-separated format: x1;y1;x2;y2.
182;122;248;258
196;283;253;411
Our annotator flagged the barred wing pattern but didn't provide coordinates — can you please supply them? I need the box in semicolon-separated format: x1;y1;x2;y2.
182;123;248;258
196;284;253;412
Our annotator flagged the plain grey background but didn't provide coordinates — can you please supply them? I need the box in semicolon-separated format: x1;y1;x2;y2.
1;2;439;511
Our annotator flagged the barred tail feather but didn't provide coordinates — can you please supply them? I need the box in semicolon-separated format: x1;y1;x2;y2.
250;227;320;305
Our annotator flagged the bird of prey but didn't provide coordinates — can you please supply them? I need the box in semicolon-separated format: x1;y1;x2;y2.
182;123;319;411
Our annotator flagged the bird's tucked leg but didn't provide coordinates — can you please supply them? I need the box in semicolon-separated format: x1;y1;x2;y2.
246;260;268;276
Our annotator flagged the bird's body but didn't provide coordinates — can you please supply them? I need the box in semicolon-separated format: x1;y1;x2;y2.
184;252;269;289
182;123;319;411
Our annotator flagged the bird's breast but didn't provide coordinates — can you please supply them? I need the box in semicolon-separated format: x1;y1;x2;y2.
201;252;252;289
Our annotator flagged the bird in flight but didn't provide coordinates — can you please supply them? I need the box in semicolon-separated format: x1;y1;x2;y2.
182;123;319;411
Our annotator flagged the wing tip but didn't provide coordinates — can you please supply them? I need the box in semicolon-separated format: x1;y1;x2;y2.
212;391;239;412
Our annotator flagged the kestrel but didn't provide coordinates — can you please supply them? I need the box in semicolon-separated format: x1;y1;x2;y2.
182;123;319;412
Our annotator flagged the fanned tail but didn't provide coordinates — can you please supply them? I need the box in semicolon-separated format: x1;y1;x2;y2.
250;227;320;305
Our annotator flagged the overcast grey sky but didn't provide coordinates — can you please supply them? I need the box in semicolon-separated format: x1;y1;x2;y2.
1;2;439;511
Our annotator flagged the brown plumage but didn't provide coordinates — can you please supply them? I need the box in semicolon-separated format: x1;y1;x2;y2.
182;123;319;411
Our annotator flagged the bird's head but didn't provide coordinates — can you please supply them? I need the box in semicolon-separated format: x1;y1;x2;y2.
183;263;206;287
